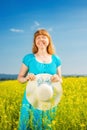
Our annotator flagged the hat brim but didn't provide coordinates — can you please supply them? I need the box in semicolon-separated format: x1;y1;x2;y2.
26;73;63;110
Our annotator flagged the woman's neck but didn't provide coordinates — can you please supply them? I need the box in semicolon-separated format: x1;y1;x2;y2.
35;50;52;63
37;50;48;56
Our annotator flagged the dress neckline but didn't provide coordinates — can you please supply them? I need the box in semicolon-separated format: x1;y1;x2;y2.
33;53;53;65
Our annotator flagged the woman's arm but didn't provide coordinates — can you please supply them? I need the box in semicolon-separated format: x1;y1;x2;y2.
51;66;63;83
17;64;28;83
18;63;36;83
57;66;63;83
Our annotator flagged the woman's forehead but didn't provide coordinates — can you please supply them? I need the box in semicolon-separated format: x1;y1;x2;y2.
36;34;47;37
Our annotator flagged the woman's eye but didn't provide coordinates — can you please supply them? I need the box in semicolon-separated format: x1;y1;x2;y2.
42;36;46;39
37;37;40;40
42;36;47;39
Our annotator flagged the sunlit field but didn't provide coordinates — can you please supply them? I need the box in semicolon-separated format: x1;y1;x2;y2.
0;77;87;130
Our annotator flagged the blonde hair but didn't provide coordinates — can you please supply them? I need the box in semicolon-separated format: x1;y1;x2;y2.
32;29;55;54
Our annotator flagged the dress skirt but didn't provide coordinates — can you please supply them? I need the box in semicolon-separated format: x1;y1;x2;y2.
18;91;57;130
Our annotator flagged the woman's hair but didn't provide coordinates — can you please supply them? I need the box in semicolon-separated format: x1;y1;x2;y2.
32;29;55;54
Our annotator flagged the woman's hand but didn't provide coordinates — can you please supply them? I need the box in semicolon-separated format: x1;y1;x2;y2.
26;73;36;81
51;74;62;83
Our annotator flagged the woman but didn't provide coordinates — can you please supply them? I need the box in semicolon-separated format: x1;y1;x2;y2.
18;29;62;130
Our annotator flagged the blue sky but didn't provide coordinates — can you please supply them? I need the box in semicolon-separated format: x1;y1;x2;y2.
0;0;87;75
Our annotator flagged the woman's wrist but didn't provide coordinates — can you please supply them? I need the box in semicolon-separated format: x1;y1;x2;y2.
23;77;27;83
59;77;63;83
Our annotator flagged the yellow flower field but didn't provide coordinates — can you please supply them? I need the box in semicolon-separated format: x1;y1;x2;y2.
0;77;87;130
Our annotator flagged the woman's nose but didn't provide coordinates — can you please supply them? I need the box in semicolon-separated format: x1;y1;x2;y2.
39;37;43;40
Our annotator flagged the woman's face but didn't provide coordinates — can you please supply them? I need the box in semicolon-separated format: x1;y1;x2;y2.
35;35;49;50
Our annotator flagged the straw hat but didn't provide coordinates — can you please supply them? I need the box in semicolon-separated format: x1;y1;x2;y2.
26;74;62;110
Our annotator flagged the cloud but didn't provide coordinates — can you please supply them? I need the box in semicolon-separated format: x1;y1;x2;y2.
31;21;53;33
31;21;40;30
10;28;24;33
34;21;40;26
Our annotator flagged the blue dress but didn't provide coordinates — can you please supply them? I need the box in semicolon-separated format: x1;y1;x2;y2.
18;53;61;130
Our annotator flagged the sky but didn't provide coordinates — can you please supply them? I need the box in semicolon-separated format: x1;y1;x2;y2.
0;0;87;75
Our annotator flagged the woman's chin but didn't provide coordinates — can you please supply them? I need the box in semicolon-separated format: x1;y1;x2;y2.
40;47;46;50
